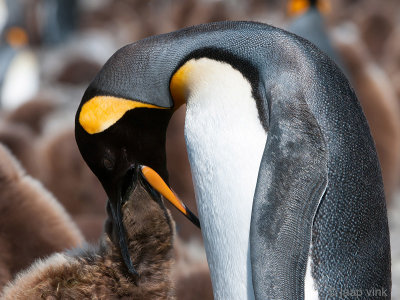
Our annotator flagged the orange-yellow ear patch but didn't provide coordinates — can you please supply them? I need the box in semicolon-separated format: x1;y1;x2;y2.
6;27;28;47
170;61;194;110
79;96;167;134
287;0;310;16
287;0;331;16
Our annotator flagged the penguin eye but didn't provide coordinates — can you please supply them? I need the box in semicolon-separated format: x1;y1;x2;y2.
102;154;115;171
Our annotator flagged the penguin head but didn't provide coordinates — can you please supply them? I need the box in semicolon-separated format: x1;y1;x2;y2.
75;41;175;188
75;46;200;276
75;93;172;195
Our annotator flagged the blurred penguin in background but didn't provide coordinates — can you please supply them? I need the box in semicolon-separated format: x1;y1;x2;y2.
288;0;400;200
287;0;345;71
0;0;39;110
38;0;78;45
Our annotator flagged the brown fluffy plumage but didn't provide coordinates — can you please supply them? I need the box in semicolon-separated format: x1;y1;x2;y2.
0;101;107;243
39;129;107;217
0;123;40;177
39;129;107;242
5;99;56;135
173;239;213;300
0;99;57;178
0;144;83;289
1;181;175;299
175;266;213;300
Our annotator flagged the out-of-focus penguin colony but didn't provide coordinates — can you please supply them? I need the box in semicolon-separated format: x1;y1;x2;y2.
0;0;398;298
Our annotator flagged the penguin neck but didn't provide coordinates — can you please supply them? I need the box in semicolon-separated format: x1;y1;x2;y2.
181;58;267;299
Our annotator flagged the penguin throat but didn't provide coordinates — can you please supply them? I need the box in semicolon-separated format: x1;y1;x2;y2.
181;58;267;299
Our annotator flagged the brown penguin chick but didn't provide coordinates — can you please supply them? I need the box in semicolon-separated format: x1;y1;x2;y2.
39;129;106;217
56;58;101;85
0;98;57;179
0;144;83;289
333;23;400;200
72;214;107;244
5;99;57;136
0;123;40;177
39;129;107;242
1;109;107;242
1;174;175;299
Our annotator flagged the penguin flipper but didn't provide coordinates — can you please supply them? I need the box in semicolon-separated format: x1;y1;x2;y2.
250;87;328;300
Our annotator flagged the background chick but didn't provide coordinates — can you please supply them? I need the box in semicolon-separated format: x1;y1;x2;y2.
0;143;83;289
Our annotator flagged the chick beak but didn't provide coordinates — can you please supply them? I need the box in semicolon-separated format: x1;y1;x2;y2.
141;165;201;229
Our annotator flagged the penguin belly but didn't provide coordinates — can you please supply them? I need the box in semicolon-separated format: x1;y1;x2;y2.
183;58;266;300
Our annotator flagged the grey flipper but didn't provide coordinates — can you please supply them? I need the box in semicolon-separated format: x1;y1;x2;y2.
250;82;328;299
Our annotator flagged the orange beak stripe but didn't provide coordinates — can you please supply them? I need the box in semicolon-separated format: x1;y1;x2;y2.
141;166;188;215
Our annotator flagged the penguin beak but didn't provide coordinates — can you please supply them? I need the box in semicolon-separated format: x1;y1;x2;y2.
140;165;201;229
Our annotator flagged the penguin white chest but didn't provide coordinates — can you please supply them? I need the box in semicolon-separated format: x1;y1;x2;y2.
182;58;267;300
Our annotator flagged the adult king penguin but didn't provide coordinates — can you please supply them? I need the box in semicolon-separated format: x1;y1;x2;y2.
287;0;342;66
75;21;391;299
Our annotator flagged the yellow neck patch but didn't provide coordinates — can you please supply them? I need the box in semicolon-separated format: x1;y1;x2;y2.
79;96;167;134
170;61;195;110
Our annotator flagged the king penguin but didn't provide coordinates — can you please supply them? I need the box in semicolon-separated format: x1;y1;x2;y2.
287;0;346;72
75;21;391;299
